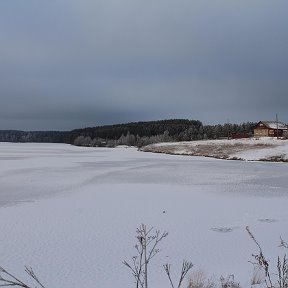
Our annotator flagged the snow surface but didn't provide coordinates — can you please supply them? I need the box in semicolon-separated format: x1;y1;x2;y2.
231;138;288;161
0;143;288;287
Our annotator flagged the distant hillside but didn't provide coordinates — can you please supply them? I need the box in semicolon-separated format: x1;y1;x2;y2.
0;119;255;146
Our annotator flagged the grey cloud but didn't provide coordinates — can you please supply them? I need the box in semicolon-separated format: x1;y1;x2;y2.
0;0;288;130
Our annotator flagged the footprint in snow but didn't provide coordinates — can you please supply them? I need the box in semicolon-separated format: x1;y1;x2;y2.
211;226;239;233
257;218;278;223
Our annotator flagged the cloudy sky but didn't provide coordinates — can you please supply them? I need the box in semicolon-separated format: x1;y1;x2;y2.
0;0;287;130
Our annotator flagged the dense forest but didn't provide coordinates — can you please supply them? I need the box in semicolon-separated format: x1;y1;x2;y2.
0;119;255;147
0;130;71;143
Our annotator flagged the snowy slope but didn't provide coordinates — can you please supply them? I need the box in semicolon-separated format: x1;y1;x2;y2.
141;138;288;162
0;143;288;288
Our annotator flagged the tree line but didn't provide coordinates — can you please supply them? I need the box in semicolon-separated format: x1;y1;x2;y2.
0;130;70;143
0;119;255;147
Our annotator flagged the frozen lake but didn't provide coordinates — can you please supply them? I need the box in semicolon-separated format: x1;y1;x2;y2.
0;143;288;287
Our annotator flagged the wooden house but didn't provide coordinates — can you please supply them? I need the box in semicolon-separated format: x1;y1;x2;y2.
253;121;288;137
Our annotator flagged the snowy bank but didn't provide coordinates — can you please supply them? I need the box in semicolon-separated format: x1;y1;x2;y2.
140;138;288;162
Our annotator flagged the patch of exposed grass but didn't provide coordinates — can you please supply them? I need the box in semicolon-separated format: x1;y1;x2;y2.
140;142;276;161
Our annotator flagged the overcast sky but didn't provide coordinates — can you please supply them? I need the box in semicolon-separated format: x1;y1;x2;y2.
0;0;287;130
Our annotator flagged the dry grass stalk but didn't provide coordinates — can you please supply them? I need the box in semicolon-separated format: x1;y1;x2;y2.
220;275;240;288
123;224;168;288
187;269;215;288
246;226;273;288
0;266;46;288
251;267;265;286
246;226;288;288
163;260;193;288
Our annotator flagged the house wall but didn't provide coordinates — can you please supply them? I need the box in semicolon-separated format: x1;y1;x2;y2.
254;122;269;137
254;128;269;137
254;128;284;137
269;129;275;136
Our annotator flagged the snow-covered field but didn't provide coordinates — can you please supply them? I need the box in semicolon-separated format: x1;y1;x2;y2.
141;138;288;162
0;142;288;287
